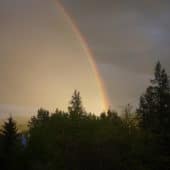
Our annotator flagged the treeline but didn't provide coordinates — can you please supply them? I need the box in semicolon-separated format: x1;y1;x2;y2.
0;62;170;170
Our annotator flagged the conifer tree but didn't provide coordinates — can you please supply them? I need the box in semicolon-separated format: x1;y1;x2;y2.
137;61;170;134
1;116;19;152
28;108;50;129
0;116;20;170
68;90;85;118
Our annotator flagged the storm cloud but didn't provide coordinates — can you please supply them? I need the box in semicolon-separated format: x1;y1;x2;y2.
61;0;170;109
62;0;170;74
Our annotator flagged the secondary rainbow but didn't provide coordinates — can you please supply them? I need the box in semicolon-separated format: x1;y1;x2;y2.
54;0;110;111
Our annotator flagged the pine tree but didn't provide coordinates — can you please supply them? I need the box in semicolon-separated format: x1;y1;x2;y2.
137;61;170;169
68;90;85;119
137;61;170;134
0;116;20;170
1;116;19;153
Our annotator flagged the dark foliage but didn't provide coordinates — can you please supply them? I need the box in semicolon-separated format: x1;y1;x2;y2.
0;117;22;170
137;61;170;169
0;62;170;170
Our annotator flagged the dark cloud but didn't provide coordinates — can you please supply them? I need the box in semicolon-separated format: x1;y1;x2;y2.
62;0;170;74
61;0;170;109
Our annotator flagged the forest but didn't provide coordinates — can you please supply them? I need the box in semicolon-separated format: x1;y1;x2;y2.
0;62;170;170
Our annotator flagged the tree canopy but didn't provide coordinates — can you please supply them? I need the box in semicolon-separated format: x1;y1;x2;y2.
0;62;170;170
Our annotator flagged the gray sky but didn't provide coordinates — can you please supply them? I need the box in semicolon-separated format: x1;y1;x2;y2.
0;0;170;117
62;0;170;73
61;0;170;109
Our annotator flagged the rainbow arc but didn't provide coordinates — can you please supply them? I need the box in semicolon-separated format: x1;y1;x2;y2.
54;0;110;111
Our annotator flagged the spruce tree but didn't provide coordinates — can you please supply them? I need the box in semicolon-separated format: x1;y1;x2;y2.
1;116;19;152
0;116;20;170
137;61;170;133
68;90;85;119
137;61;170;169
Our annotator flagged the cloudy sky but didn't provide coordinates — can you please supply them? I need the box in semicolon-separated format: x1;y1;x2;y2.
61;0;170;109
0;0;170;116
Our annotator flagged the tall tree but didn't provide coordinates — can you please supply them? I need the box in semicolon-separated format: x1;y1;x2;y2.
1;116;19;152
137;62;170;134
137;61;170;134
0;116;20;170
68;90;85;119
137;61;170;168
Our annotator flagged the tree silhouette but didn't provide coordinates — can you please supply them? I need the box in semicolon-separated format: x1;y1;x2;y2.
1;116;19;152
137;61;170;134
1;62;170;170
0;116;20;170
28;108;50;129
137;61;170;168
68;90;85;119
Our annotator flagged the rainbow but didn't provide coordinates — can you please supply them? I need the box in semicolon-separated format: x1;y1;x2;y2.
54;0;110;111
